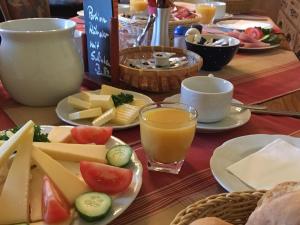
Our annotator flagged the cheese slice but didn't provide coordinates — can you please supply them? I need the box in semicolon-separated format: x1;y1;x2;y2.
100;84;122;95
81;92;114;111
0;128;33;224
47;126;74;143
69;107;102;120
29;167;44;222
92;107;116;126
131;98;147;108
0;120;34;167
33;142;107;163
111;104;140;125
32;147;89;204
68;96;91;110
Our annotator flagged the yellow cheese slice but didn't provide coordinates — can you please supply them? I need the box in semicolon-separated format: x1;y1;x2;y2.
131;98;147;108
0;128;33;224
100;84;122;95
29;167;44;222
33;142;107;163
32;147;89;205
81;92;114;111
0;120;34;167
47;127;74;143
92;107;116;126
69;107;102;120
111;104;140;125
68;96;91;110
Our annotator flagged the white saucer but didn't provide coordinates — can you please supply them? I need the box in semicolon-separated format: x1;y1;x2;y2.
164;94;251;132
210;134;300;192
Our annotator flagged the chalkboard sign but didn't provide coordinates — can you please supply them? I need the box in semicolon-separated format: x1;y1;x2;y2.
83;0;115;78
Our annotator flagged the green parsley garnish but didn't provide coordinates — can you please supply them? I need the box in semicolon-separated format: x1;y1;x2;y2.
112;92;134;107
0;125;49;142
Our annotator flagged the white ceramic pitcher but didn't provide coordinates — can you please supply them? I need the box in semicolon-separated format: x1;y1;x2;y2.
0;18;83;106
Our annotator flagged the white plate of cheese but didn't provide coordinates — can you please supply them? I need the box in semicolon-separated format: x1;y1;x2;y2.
0;123;143;225
56;85;153;130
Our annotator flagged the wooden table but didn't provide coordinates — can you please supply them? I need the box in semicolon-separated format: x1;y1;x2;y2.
0;17;300;225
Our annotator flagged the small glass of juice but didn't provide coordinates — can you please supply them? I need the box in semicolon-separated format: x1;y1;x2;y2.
130;0;148;13
139;102;197;174
195;3;216;25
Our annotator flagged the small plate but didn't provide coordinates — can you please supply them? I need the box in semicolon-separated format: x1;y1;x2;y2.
56;90;153;130
239;43;280;51
214;13;233;21
164;94;251;132
216;19;273;31
210;134;300;192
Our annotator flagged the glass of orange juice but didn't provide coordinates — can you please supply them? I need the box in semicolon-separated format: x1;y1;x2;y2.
196;3;216;25
139;102;197;174
130;0;148;13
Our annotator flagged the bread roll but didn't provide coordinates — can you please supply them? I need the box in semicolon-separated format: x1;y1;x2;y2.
190;217;233;225
246;181;300;225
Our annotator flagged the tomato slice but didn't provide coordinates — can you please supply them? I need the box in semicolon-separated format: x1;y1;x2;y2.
80;161;133;195
42;176;70;223
71;126;113;145
244;27;264;40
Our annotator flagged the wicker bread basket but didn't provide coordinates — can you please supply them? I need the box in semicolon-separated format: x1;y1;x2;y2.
170;190;266;225
119;15;202;45
119;46;203;92
220;0;254;14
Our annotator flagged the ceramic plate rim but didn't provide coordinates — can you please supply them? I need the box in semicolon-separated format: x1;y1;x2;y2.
39;125;143;225
163;94;251;132
216;19;273;31
239;43;280;51
210;134;300;192
55;90;153;130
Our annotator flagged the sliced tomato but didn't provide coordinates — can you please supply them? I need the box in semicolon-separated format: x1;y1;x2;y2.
244;27;264;40
42;176;70;223
71;126;113;145
80;161;133;195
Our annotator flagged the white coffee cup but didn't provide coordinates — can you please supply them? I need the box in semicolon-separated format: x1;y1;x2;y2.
180;75;233;123
210;1;226;20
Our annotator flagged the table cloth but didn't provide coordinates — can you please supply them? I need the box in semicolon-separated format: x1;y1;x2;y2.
0;17;300;225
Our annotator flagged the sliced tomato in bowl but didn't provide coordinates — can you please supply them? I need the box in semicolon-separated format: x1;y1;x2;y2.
80;161;133;195
71;126;113;145
42;176;70;223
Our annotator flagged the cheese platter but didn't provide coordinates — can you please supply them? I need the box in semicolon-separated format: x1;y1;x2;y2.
0;122;143;225
56;85;153;129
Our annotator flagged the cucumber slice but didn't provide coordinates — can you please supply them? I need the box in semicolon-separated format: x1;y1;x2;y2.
75;192;112;222
106;145;133;167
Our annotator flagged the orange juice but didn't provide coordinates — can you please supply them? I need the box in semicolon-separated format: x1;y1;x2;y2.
196;3;216;24
130;0;148;12
140;107;196;164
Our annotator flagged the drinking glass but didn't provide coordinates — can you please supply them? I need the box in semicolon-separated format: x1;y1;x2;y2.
195;3;216;25
130;0;148;13
139;102;197;174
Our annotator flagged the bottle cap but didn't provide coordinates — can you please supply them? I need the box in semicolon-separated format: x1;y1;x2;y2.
174;26;189;36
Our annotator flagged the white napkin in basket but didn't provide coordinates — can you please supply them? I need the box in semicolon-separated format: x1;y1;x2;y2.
227;138;300;190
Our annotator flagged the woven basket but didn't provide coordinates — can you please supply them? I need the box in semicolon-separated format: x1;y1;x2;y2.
119;46;203;92
220;0;254;14
119;15;202;45
170;190;266;225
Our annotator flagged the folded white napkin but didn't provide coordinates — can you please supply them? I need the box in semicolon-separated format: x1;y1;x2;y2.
227;138;300;190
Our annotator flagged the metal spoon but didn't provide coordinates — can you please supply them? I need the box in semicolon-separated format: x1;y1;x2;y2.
231;103;267;110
